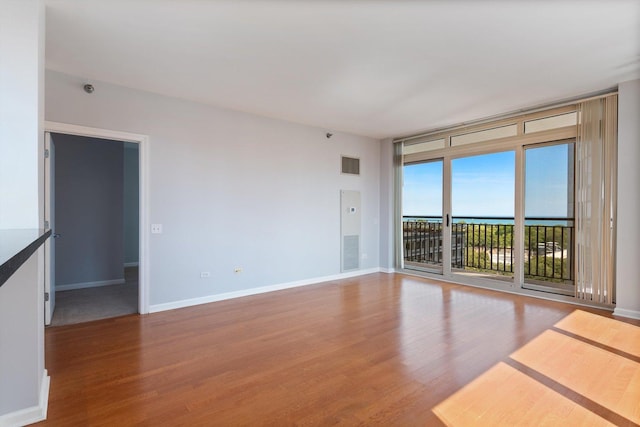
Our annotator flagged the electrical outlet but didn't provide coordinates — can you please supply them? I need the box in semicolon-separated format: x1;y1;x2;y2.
151;224;163;234
234;267;242;273
200;272;210;278
361;253;368;260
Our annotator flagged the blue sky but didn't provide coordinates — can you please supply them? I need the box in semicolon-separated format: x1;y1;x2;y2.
524;144;572;218
403;145;571;218
403;160;443;217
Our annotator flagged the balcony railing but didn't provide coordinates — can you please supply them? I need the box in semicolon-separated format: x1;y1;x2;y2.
403;216;574;285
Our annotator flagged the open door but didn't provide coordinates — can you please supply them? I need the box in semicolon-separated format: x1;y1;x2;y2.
44;132;56;325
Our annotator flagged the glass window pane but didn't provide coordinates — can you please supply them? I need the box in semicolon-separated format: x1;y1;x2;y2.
451;151;515;281
403;138;446;154
525;143;574;218
451;125;517;147
403;161;442;217
524;112;577;134
452;151;515;218
403;160;444;273
523;142;575;292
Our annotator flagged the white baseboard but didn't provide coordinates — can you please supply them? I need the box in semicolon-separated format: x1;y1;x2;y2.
613;307;640;320
0;370;49;427
379;267;396;274
124;262;139;268
56;278;125;292
149;267;382;313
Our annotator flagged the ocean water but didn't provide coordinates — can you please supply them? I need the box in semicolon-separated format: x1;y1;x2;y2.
404;217;571;226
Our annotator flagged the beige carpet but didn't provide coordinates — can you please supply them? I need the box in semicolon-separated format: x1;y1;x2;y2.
50;267;138;326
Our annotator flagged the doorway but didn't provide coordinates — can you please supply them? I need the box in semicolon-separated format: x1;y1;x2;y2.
43;122;149;325
450;150;516;282
402;151;517;281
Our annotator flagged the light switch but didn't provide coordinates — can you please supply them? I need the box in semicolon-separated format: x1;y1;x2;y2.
151;224;163;234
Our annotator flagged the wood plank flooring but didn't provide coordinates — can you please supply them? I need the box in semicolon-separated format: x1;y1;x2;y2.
36;273;640;426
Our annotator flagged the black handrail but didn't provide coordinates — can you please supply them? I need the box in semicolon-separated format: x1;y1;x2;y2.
0;229;52;288
404;215;574;221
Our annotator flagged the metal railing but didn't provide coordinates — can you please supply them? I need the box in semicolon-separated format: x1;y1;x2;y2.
403;216;574;284
403;217;443;265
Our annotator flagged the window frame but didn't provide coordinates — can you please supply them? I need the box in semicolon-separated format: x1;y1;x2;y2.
396;105;581;299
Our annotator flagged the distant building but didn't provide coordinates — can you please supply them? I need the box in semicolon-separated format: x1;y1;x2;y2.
403;221;465;266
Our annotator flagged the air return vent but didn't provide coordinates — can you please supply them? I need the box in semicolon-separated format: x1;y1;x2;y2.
342;235;360;271
340;190;361;272
341;156;360;175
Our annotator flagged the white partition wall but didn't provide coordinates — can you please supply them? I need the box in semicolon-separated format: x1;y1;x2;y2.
0;0;49;424
614;79;640;319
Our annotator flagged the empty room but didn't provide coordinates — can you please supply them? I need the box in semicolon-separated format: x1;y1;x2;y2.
1;0;639;426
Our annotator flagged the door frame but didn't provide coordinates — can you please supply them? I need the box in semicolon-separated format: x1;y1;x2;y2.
43;121;150;315
398;142;581;302
444;149;519;286
44;132;56;324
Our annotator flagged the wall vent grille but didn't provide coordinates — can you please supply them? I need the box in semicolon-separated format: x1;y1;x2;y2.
341;156;360;175
342;235;360;271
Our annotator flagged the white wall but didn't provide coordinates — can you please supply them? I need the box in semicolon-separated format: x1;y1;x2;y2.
0;1;47;423
379;138;395;271
54;134;125;287
0;254;41;417
614;79;640;319
45;70;381;306
124;143;140;265
0;0;44;229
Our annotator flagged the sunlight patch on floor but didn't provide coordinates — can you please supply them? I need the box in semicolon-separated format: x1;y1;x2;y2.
554;309;640;357
432;362;613;426
432;310;640;426
511;329;640;424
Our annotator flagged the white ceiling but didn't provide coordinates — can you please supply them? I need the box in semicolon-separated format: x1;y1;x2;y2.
44;0;640;139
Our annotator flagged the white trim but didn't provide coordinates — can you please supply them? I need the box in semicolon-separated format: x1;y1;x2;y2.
43;132;54;325
149;268;381;313
44;121;150;314
124;262;139;268
379;268;396;274
613;308;640;320
0;370;49;427
44;121;147;143
397;268;615;312
442;157;451;276
56;278;125;292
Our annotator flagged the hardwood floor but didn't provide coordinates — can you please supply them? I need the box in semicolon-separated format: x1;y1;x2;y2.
36;273;640;426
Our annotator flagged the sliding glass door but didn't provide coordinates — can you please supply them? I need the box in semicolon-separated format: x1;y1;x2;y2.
402;151;517;280
523;140;575;295
402;159;444;274
399;142;576;296
394;102;605;302
451;151;515;281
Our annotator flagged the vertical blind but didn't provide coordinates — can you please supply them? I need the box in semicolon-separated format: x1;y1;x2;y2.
393;142;404;269
575;94;618;304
